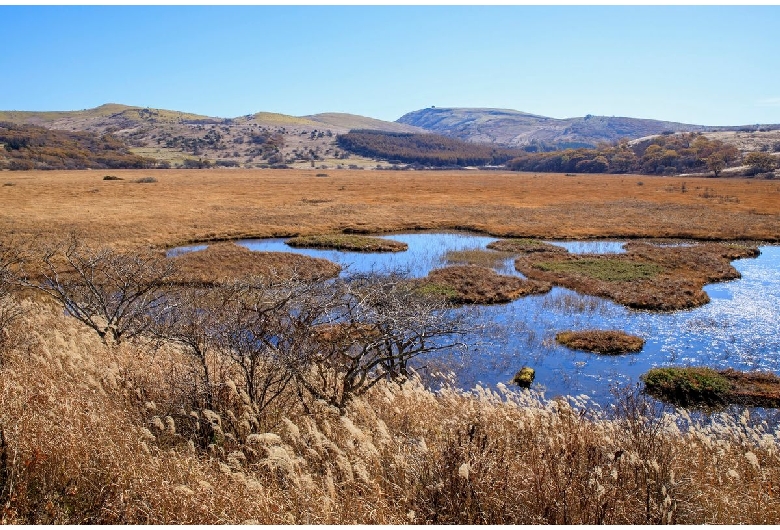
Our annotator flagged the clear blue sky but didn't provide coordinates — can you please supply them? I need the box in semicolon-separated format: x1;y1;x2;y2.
1;5;779;126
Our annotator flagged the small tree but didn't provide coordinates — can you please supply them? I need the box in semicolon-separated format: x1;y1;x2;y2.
294;273;468;411
744;151;777;175
706;153;726;177
31;236;177;344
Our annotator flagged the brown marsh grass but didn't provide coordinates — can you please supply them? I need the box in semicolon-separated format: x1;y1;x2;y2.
171;242;341;285
556;330;646;355
442;247;515;269
516;242;760;310
1;169;780;250
420;265;551;304
2;169;780;523
286;233;407;252
644;367;780;409
2;302;780;523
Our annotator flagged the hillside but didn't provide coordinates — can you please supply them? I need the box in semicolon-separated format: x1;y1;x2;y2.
396;107;780;149
0;104;416;170
306;113;424;134
0;122;160;170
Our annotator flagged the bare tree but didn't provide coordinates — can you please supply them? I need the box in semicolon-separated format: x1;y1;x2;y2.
30;236;177;344
294;273;469;411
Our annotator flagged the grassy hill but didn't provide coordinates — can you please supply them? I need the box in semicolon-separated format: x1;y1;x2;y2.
0;104;419;170
306;112;424;133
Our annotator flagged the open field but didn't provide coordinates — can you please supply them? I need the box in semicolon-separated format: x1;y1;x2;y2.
1;169;780;250
3;169;780;523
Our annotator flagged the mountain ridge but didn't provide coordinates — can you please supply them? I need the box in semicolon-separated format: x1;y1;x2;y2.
395;107;753;148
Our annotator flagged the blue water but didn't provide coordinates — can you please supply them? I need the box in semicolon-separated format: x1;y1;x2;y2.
170;233;780;405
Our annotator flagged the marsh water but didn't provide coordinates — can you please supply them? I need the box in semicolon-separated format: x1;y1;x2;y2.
176;233;780;405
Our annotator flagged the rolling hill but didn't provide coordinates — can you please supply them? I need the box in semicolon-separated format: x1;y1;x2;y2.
396;107;779;149
2;103;778;171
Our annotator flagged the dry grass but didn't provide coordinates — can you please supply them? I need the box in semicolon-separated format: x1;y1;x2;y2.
285;234;407;252
442;247;515;269
556;330;645;355
419;265;551;304
1;170;780;251
2;304;780;523
486;238;568;254
2;169;780;523
171;242;341;285
516;242;760;310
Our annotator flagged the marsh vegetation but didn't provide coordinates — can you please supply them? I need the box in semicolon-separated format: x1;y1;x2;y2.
2;170;780;523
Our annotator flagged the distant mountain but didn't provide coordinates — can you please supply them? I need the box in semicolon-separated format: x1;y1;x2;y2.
397;107;726;148
3;103;778;171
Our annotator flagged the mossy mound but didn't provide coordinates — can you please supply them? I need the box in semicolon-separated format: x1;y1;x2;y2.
515;242;760;311
512;367;535;388
419;265;551;305
642;367;780;408
286;234;408;253
555;330;645;355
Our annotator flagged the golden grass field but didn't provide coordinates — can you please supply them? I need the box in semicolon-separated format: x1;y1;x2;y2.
4;169;780;523
2;169;780;250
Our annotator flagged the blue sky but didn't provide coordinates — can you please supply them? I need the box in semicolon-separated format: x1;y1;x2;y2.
1;5;779;126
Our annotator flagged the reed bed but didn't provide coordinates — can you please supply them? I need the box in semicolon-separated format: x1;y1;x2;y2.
2;170;780;250
2;302;780;523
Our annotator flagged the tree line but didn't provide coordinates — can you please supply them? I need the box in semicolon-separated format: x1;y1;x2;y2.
507;133;749;176
336;130;522;167
0;122;163;170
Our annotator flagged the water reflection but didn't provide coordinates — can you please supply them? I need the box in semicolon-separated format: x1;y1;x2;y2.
170;233;780;406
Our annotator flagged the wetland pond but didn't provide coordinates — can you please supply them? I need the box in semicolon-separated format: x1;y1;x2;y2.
179;232;780;406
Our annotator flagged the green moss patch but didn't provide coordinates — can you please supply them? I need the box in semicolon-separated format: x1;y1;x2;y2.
515;242;760;311
286;234;408;253
418;265;551;305
556;330;645;355
642;367;780;408
533;258;662;282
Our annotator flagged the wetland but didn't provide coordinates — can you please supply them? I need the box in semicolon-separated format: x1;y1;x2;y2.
173;231;780;406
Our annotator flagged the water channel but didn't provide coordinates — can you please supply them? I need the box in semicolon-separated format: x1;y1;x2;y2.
174;232;780;406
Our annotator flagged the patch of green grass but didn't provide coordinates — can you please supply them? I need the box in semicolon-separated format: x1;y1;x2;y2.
286;234;408;253
533;258;662;282
642;367;731;407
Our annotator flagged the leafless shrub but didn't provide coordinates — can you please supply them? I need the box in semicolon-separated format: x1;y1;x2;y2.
294;273;469;411
28;235;177;344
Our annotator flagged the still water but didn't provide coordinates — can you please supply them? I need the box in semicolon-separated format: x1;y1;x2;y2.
179;233;780;405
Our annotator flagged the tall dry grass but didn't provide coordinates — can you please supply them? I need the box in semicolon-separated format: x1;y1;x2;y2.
1;299;779;523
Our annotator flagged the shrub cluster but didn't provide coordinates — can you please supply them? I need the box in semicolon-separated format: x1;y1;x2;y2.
0;122;162;170
507;133;742;176
336;130;522;167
